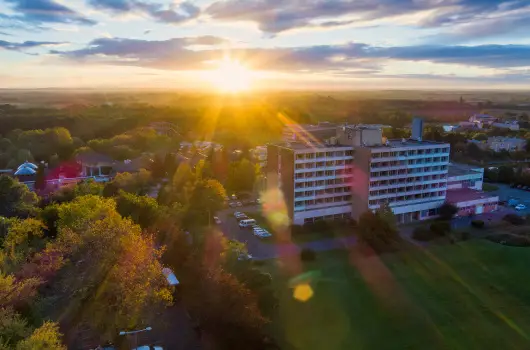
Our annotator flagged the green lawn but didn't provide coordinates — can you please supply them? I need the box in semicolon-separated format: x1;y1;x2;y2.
264;241;530;350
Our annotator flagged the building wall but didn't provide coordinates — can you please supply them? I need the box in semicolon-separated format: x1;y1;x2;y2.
266;145;295;221
453;197;499;216
366;143;451;223
292;146;355;225
447;170;484;191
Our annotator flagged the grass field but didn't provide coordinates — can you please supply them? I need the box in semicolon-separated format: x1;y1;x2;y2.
264;241;530;350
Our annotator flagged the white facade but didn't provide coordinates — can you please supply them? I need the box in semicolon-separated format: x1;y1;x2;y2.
487;137;526;152
292;146;354;225
367;142;451;223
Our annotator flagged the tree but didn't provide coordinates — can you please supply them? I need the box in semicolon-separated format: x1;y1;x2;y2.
357;210;400;252
377;203;397;232
0;176;38;218
498;166;515;183
438;203;458;221
466;142;483;160
181;263;270;350
472;133;488;141
116;190;159;228
172;162;195;189
15;322;65;350
1;218;45;271
195;159;214;180
150;154;165;179
227;158;256;193
0;307;30;347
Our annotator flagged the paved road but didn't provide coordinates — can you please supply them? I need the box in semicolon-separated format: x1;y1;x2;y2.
216;206;356;260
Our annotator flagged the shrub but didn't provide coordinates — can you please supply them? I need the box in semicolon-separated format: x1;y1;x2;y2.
311;220;329;232
430;221;451;236
487;233;530;247
471;220;485;228
503;214;525;226
300;248;316;262
412;227;438;241
291;225;305;236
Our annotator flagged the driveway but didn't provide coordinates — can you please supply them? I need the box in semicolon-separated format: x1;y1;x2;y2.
216;206;356;260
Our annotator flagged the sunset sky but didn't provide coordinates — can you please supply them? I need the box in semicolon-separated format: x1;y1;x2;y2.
1;0;530;89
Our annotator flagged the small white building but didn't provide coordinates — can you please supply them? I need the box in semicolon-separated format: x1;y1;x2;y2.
487;136;526;152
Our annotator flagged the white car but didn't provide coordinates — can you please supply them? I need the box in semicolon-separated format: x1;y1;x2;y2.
253;228;272;238
237;253;253;261
213;216;221;224
515;204;526;211
233;211;242;217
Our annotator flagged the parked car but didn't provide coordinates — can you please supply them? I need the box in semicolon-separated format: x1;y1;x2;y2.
234;211;243;217
229;202;237;208
236;201;243;207
515;204;526;211
213;216;221;224
239;219;257;228
238;253;253;261
134;346;164;350
231;194;238;200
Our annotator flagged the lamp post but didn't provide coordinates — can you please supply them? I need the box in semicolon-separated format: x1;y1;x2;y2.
118;326;152;348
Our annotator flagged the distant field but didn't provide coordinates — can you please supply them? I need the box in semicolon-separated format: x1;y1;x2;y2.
265;241;530;350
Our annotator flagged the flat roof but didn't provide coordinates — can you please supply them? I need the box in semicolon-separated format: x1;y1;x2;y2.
446;188;498;203
364;138;449;149
270;141;351;150
448;163;482;177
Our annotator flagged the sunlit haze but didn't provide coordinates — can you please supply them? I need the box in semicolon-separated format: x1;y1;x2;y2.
1;0;530;89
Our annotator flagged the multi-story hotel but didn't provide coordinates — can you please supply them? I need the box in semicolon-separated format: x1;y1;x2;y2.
267;119;498;225
267;142;355;225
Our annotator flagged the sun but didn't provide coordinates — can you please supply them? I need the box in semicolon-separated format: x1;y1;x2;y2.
209;57;252;93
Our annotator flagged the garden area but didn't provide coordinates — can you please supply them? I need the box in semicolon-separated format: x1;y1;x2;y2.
263;241;530;350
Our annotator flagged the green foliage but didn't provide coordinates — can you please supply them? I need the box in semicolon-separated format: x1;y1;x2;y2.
438;203;458;221
172;162;195;189
498;166;515;183
1;218;45;270
357;210;400;252
471;220;485;228
412;227;438;241
16;127;73;161
0;307;31;347
300;248;317;261
430;221;451;235
104;169;152;196
116;190;159;228
15;322;65;350
472;133;488;141
226;158;257;192
0;176;38;218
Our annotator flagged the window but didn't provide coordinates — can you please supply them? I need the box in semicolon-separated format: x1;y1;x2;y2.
305;191;313;196
326;161;334;166
326;180;334;185
326;152;334;157
295;201;304;207
325;170;334;176
343;195;352;201
317;152;325;158
306;153;315;159
316;171;324;177
316;180;325;186
346;150;354;156
295;164;304;170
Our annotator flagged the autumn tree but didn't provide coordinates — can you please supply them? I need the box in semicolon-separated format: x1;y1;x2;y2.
0;176;38;218
226;158;256;193
15;322;65;350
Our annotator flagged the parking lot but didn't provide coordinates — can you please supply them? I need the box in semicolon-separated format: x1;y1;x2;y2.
488;183;530;215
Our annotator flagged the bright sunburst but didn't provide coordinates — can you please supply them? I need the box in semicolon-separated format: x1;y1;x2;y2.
209;57;252;93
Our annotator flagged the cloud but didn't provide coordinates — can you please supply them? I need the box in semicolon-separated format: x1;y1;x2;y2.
2;0;96;26
87;0;200;24
205;0;530;37
0;39;65;51
51;36;530;74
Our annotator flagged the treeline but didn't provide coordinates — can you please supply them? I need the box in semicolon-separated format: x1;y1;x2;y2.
1;160;276;348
